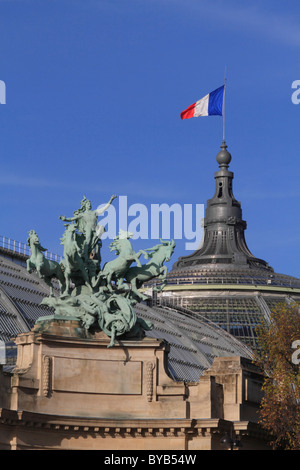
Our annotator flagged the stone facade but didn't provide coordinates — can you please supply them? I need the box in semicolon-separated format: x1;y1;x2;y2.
0;319;269;450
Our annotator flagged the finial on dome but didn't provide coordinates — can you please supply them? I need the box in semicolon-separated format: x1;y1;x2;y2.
216;140;231;168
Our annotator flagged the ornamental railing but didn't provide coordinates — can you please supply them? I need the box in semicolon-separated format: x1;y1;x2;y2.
0;235;62;263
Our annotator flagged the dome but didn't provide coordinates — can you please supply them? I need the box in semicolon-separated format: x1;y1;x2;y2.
158;142;300;349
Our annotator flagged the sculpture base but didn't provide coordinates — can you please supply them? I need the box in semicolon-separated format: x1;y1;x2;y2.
0;324;269;449
8;325;186;420
34;315;88;338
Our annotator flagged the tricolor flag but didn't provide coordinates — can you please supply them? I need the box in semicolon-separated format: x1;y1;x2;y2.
181;85;224;120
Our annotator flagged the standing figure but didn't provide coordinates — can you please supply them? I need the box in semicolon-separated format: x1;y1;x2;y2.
60;224;93;294
59;195;117;262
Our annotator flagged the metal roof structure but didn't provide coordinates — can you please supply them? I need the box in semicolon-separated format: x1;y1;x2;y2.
0;244;252;380
163;141;300;348
0;251;55;343
135;302;252;382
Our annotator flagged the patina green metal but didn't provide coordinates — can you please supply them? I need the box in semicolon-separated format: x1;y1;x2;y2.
125;240;176;300
27;195;175;347
27;230;66;296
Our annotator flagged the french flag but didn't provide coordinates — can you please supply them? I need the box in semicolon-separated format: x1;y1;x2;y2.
181;85;224;120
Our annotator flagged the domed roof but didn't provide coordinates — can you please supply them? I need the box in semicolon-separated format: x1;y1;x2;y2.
173;140;272;271
0;242;252;378
163;142;300;349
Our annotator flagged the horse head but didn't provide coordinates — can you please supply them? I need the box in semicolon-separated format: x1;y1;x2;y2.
65;224;77;236
109;230;134;253
60;224;77;247
159;239;176;261
27;230;40;247
117;229;134;240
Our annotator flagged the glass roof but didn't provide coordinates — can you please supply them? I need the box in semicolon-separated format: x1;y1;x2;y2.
157;292;298;349
135;302;253;382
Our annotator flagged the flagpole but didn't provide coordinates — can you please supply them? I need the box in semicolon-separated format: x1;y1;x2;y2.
223;66;226;142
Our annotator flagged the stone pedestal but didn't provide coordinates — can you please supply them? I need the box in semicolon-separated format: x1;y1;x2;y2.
0;319;270;450
9;319;187;420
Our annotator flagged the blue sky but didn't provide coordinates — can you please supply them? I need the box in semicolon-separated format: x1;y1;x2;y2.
0;0;300;277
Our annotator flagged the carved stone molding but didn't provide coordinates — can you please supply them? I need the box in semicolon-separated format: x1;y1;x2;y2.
42;355;52;397
146;361;155;402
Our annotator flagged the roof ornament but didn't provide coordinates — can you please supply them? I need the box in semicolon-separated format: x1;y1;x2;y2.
172;141;271;271
216;140;231;168
26;195;176;348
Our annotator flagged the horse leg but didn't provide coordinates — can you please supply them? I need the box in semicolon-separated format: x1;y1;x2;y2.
117;275;131;290
43;276;54;296
130;277;139;296
36;266;43;279
131;276;148;301
79;264;93;293
60;277;67;295
134;255;142;267
107;325;116;348
64;268;71;295
127;254;142;268
93;271;104;288
106;272;114;292
26;259;33;273
136;249;149;261
73;264;92;293
85;280;94;293
59;277;66;295
154;267;168;291
55;268;66;295
157;266;167;279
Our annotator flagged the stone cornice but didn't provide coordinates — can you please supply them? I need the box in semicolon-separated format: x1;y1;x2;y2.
0;409;242;439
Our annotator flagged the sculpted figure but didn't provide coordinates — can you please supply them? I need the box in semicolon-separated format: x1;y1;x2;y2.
60;224;93;294
41;294;80;316
28;196;175;348
94;230;143;292
79;290;152;347
96;293;137;348
42;288;152;348
125;239;175;300
26;230;66;295
59;195;117;262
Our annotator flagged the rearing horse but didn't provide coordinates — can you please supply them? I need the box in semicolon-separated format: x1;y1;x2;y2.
125;239;175;300
60;224;93;294
94;230;142;292
26;230;66;296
